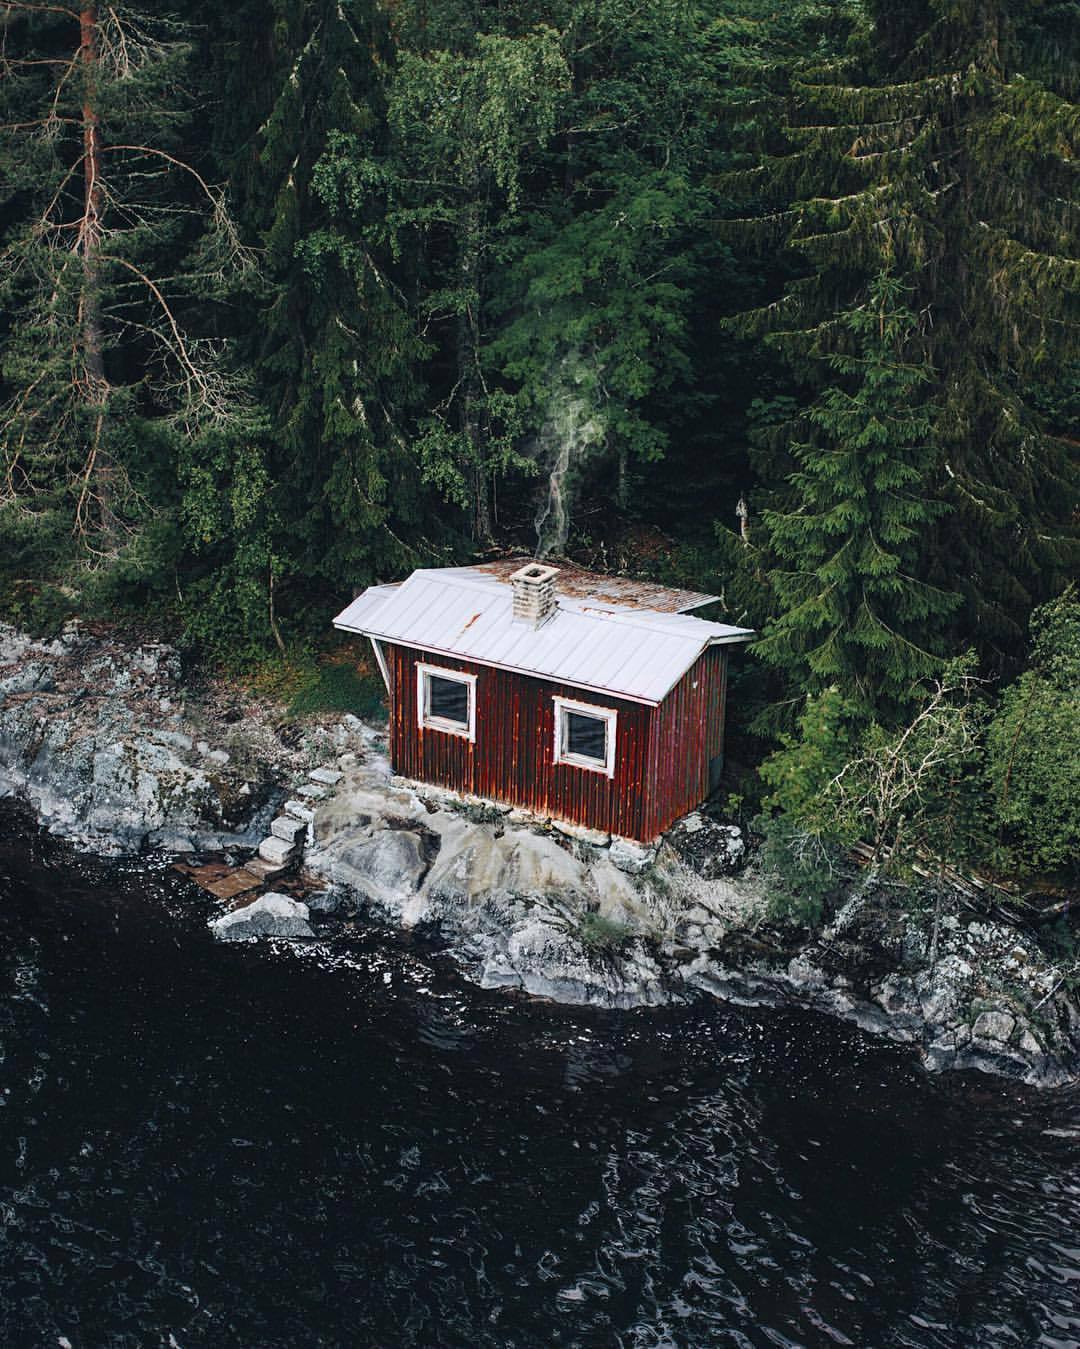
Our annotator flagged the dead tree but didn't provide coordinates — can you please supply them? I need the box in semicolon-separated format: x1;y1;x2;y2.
0;2;255;560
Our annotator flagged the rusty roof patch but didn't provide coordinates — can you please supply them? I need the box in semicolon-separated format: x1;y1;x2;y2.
467;556;717;614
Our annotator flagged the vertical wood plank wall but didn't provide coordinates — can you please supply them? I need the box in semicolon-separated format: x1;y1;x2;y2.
385;642;727;842
641;647;727;838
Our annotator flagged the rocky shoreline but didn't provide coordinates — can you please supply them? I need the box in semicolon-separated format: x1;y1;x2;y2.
2;621;1077;1089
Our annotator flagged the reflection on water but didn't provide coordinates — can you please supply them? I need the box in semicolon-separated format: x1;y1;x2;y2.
1;805;1078;1348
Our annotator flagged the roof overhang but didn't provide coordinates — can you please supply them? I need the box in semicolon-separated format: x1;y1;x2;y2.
336;618;754;707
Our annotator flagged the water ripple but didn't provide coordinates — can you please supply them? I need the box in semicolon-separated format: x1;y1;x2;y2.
0;808;1078;1347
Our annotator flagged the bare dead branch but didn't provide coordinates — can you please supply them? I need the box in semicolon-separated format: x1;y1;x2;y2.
0;2;80;19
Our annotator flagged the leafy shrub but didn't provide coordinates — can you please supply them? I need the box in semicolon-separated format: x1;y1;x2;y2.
761;659;988;866
756;813;852;929
759;687;860;832
987;592;1080;877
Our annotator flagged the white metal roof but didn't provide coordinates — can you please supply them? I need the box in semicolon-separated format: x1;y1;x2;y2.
334;567;753;706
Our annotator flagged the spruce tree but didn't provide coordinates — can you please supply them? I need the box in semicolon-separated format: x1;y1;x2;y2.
756;272;959;720
726;0;1080;671
257;0;431;602
186;0;435;651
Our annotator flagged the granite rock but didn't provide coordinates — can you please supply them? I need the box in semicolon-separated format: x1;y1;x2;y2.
210;894;314;942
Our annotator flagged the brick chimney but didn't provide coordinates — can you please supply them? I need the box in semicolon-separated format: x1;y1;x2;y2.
510;562;560;628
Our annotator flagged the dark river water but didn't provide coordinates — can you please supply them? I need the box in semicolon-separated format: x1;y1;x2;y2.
2;807;1079;1348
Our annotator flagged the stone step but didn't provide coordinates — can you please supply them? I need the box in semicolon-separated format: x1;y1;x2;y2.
258;834;299;867
243;856;291;881
295;782;328;801
309;766;343;787
270;815;308;846
283;800;315;825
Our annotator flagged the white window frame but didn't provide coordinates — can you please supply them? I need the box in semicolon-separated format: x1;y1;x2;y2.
553;695;617;778
416;662;477;741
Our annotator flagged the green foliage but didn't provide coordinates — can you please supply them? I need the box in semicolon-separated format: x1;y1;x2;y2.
314;10;569;540
287;660;386;721
0;3;252;572
759;687;860;828
1039;915;1080;966
756;813;851;930
754;274;960;722
724;0;1080;670
575;910;634;954
491;0;749;542
245;0;439;627
987;592;1080;876
762;657;989;872
0;580;78;639
246;646;386;721
0;0;1077;899
383;28;567;217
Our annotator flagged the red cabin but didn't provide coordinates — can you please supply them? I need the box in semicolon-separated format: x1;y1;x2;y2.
334;559;752;843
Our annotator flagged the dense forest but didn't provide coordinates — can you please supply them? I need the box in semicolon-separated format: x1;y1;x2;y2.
1;0;1077;888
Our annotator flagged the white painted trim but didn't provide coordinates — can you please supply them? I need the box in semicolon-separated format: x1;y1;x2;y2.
552;695;617;778
416;662;477;741
370;638;390;695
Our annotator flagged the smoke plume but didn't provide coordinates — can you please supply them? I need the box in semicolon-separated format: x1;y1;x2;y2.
532;355;605;558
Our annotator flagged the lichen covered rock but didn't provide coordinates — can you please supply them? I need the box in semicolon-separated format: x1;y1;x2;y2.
665;813;748;879
0;623;276;851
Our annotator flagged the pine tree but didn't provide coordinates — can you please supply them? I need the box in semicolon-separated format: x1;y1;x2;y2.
726;0;1080;670
755;273;959;720
0;2;253;574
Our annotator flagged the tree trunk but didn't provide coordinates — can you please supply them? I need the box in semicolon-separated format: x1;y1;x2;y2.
616;441;628;512
78;4;116;543
456;180;490;542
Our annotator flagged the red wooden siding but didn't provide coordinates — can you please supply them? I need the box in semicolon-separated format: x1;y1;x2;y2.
384;641;728;842
640;646;727;838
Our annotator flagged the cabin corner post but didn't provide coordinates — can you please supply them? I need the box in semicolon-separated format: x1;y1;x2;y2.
370;638;391;696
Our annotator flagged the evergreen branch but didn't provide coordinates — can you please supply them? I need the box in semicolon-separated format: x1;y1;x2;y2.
975;221;1080;278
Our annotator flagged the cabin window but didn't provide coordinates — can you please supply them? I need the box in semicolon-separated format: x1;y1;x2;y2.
416;663;477;741
552;696;617;777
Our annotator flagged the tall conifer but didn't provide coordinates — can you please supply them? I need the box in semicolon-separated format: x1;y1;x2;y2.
0;2;251;573
728;0;1080;669
756;273;959;720
198;0;434;645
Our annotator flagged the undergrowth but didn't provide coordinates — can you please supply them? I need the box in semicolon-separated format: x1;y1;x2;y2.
756;814;853;930
576;911;634;954
247;641;386;721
